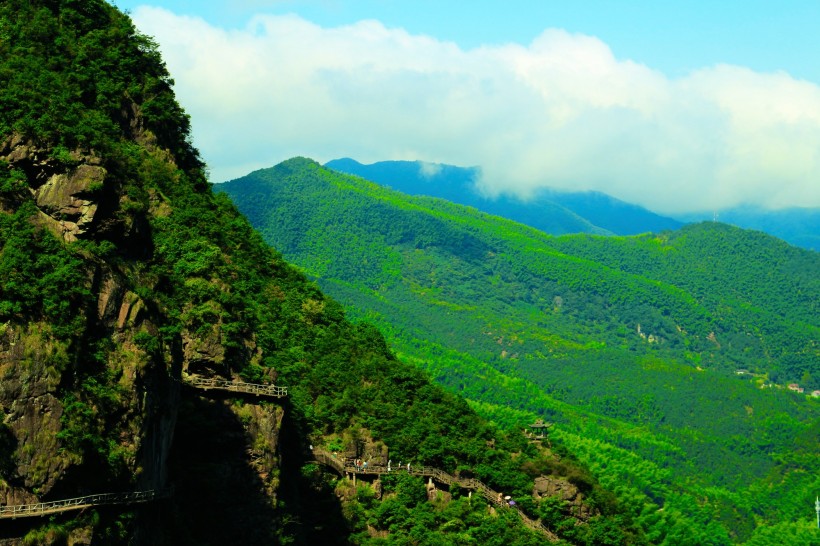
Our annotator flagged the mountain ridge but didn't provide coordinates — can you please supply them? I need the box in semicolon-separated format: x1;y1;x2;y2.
678;205;820;251
324;157;683;236
323;157;820;250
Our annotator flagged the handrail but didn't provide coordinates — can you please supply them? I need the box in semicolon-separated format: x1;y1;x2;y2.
312;450;345;474
311;449;559;542
0;488;172;519
182;376;287;398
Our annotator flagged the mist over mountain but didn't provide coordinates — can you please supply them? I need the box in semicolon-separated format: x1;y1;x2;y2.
5;1;818;544
325;157;683;236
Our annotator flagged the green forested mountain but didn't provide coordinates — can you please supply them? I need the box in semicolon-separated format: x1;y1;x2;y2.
219;158;820;545
0;2;643;544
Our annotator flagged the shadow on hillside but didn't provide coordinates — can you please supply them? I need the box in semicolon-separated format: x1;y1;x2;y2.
275;406;352;545
161;392;349;545
161;394;278;545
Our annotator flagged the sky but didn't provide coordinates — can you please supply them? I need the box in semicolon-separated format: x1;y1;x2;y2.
111;0;820;215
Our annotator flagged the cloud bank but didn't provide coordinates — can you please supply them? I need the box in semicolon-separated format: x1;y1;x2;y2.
132;7;820;214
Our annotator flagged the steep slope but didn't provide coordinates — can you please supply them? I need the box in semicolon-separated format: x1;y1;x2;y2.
219;158;820;545
324;157;683;236
0;2;641;545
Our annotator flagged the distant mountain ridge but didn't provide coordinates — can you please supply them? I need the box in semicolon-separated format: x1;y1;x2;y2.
325;157;683;236
678;206;820;251
325;158;820;250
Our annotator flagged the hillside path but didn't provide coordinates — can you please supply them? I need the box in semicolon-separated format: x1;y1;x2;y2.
312;448;559;542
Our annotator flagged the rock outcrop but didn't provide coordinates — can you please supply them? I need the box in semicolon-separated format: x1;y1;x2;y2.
0;323;68;506
533;475;595;521
33;163;105;242
1;136;104;241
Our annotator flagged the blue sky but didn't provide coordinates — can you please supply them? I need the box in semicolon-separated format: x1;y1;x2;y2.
114;0;820;82
111;1;820;214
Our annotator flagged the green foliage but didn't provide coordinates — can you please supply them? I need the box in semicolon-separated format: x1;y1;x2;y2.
0;8;596;538
7;1;797;543
0;165;27;194
0;0;200;168
57;375;128;477
22;524;69;546
343;478;548;546
219;158;820;544
0;202;91;337
132;330;160;355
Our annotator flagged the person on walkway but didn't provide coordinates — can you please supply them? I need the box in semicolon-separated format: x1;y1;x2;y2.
388;459;392;472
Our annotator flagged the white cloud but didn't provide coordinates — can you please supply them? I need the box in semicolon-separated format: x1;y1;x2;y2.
132;7;820;214
418;162;442;178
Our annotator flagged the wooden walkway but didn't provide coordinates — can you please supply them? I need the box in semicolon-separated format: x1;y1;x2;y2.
182;375;287;398
0;489;171;519
312;449;559;542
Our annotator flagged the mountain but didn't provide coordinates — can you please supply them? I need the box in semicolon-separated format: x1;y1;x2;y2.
219;158;820;545
325;157;684;236
0;2;645;545
325;158;820;251
678;206;820;251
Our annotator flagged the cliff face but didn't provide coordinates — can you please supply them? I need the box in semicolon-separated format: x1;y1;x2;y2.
0;140;180;541
0;1;285;541
0;130;179;479
0;133;283;540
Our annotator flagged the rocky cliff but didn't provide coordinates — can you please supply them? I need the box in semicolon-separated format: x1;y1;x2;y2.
0;1;288;542
0;104;295;546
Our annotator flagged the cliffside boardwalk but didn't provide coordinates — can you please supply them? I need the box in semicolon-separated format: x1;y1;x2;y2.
312;449;559;542
181;375;288;398
0;375;287;522
0;489;172;519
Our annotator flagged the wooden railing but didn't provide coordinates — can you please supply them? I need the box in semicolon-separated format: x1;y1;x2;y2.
0;488;171;519
182;376;287;398
311;449;559;542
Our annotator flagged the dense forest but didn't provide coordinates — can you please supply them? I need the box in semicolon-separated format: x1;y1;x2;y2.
0;1;652;544
219;158;820;545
